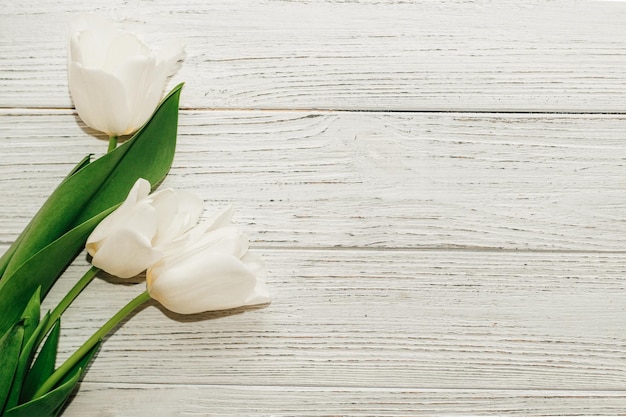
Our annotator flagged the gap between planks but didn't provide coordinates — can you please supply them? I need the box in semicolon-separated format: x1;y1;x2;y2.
253;245;626;255
74;381;626;393
5;106;626;115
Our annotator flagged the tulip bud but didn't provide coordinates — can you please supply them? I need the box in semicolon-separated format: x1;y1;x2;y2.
68;15;185;136
86;178;203;278
146;208;270;314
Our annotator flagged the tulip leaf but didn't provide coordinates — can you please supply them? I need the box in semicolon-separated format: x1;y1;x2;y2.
20;287;41;346
0;323;25;414
0;83;183;337
4;311;52;412
66;154;92;178
4;341;100;417
3;288;44;410
21;319;61;403
0;207;114;339
0;154;92;280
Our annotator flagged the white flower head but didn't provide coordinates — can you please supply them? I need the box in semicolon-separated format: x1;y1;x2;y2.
86;178;203;278
68;15;185;136
146;207;271;314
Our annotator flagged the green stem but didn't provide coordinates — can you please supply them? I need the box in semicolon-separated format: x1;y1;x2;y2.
107;135;118;153
35;266;100;347
33;290;151;399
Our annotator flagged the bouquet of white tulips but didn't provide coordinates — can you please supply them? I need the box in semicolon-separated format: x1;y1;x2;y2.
0;15;269;417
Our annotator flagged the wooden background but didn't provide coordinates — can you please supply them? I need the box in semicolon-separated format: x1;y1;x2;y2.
1;1;626;415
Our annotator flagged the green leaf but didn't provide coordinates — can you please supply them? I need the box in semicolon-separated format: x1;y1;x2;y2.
25;312;52;367
4;342;100;417
65;154;92;178
0;208;114;340
0;323;25;414
21;320;61;403
0;154;91;280
3;312;52;412
2;288;44;410
20;287;41;345
0;83;183;337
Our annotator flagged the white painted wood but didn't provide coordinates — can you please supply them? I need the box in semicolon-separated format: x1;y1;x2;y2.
41;249;626;389
1;1;626;111
63;384;626;416
2;110;626;251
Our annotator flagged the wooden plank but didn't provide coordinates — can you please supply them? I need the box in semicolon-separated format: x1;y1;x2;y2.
2;1;626;111
38;249;626;393
62;383;626;416
1;110;626;250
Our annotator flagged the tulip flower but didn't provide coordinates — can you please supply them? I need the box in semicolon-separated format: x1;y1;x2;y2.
86;178;203;278
36;202;270;400
146;207;271;314
68;14;185;139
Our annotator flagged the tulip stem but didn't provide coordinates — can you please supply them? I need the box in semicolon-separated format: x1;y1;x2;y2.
107;135;118;152
33;290;151;399
33;266;100;349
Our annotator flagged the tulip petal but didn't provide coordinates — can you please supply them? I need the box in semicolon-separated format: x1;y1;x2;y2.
185;206;234;243
126;41;185;133
151;189;203;246
241;252;266;280
69;15;119;68
158;206;234;258
173;191;205;228
159;40;187;76
91;228;162;278
147;253;257;314
167;226;249;265
202;205;234;231
87;201;158;256
149;188;178;226
241;252;271;306
126;178;152;203
195;227;249;259
105;33;150;73
69;64;130;136
117;54;162;134
244;280;271;307
86;179;152;251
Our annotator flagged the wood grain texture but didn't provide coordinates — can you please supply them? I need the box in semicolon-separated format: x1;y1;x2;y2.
1;1;626;111
2;110;626;251
37;250;626;392
21;248;624;416
63;384;626;416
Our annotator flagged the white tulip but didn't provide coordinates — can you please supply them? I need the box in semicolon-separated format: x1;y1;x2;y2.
86;178;203;278
146;207;271;314
68;15;185;136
